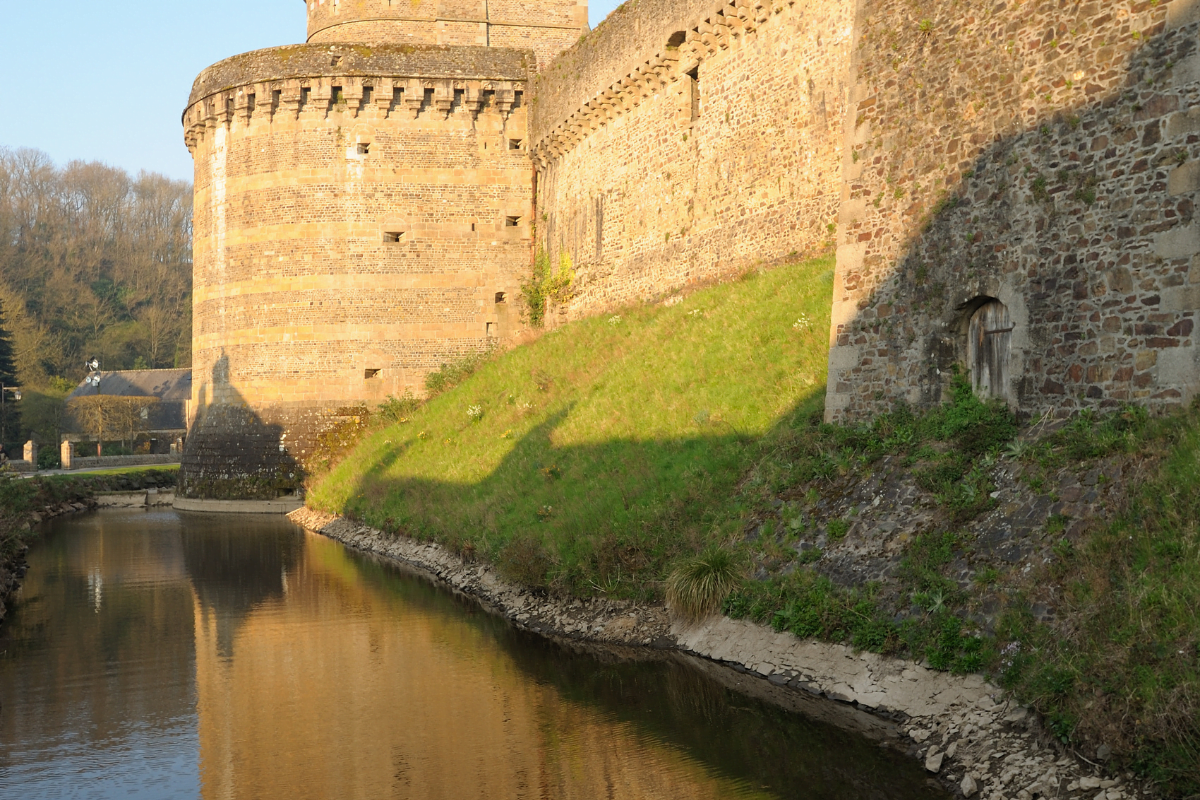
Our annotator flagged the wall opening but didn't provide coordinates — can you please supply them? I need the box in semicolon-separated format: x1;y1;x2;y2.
508;138;523;151
247;93;256;113
421;88;435;113
362;86;373;106
357;143;370;155
452;88;465;111
505;215;521;227
272;89;282;111
383;230;405;243
966;298;1013;401
331;86;345;105
495;292;506;304
364;369;381;379
486;322;497;337
299;87;311;110
666;31;687;49
686;67;700;120
513;91;523;109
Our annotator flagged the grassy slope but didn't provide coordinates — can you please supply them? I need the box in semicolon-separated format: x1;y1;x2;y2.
308;254;1200;793
309;257;834;596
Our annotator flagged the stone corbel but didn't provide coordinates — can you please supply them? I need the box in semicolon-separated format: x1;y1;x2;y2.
463;82;485;119
495;86;515;118
374;79;394;117
278;80;302;121
308;81;332;118
343;79;364;118
233;89;253;125
403;79;424;119
433;83;454;119
215;94;233;129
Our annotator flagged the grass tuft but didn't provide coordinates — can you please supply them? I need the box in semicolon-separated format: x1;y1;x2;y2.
666;546;744;619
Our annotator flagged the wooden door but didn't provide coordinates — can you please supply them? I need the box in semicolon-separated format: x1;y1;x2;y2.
968;300;1012;400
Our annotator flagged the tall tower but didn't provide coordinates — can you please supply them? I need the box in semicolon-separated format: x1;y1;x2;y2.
306;0;588;68
180;1;587;501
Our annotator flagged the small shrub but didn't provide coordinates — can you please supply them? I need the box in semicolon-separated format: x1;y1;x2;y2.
378;393;420;423
521;249;575;328
666;546;744;619
425;350;492;398
498;535;553;587
827;519;849;539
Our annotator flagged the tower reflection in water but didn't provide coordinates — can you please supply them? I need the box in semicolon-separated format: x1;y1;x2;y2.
0;510;944;800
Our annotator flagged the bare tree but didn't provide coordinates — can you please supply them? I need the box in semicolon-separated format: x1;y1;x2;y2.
68;395;160;457
0;147;193;382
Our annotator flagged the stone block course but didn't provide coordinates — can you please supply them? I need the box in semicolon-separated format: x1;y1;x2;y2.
826;0;1200;422
532;0;851;319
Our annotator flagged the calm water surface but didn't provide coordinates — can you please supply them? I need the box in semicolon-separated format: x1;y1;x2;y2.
0;510;947;799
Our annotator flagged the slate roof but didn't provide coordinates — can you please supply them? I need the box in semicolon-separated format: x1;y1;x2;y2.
65;369;192;432
67;369;192;403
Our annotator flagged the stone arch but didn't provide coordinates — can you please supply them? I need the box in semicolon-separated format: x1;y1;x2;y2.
965;298;1013;402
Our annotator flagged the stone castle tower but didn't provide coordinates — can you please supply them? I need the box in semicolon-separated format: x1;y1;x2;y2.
180;0;588;499
185;0;1200;501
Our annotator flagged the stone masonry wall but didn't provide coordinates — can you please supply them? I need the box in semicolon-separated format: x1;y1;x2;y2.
530;0;852;318
826;0;1200;422
182;42;534;497
305;0;587;69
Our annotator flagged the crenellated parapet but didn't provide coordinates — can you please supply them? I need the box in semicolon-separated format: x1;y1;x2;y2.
184;43;531;152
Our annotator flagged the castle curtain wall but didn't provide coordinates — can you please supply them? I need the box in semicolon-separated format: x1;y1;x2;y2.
529;0;852;318
826;0;1200;422
181;46;534;497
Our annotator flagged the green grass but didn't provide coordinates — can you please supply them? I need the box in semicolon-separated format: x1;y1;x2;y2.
46;463;181;478
993;407;1200;794
306;253;1200;792
308;257;835;598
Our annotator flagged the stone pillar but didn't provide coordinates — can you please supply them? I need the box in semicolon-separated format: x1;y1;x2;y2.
23;440;36;466
60;440;74;470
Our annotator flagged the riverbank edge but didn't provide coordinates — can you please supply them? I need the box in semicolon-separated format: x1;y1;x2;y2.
0;498;99;627
0;469;181;630
290;507;1149;800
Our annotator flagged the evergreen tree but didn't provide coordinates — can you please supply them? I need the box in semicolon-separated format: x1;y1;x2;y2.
0;299;21;451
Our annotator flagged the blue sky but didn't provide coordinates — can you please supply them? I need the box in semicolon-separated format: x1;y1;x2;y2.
0;1;623;183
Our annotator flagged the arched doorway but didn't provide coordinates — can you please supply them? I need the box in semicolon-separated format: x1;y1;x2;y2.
967;299;1013;400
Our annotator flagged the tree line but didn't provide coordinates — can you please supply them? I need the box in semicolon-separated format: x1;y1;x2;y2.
0;147;193;456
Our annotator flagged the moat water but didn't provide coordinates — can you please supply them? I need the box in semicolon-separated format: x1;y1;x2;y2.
0;510;946;799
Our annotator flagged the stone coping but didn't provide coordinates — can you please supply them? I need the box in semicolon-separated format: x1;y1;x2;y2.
173;497;305;515
188;43;534;109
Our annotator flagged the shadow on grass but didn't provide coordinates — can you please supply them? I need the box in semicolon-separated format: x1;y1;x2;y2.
337;391;824;599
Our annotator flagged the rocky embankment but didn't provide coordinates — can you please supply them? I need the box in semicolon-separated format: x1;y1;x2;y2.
290;507;1153;800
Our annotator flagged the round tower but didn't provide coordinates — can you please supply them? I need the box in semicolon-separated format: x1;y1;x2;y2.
180;43;534;500
305;0;588;68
